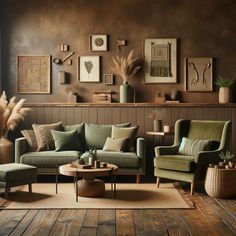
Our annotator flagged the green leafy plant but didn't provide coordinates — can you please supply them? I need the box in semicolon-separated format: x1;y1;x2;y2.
219;151;234;162
88;147;97;158
215;75;234;88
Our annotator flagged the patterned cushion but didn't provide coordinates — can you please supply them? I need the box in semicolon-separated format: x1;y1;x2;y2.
103;137;128;152
32;122;63;151
111;126;139;152
21;130;38;151
178;137;211;156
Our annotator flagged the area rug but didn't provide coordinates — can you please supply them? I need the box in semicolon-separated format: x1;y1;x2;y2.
2;183;192;209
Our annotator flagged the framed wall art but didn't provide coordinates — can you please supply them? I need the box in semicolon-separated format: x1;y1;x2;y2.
78;56;100;82
89;35;108;51
144;38;177;83
184;57;213;92
104;74;114;85
17;55;51;94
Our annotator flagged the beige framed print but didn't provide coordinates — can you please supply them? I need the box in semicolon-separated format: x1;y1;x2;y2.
144;38;177;83
17;55;51;94
104;74;114;85
89;35;108;51
185;57;213;92
78;56;100;82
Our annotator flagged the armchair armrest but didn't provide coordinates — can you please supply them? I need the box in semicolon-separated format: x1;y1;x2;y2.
15;137;28;163
136;137;146;175
155;145;180;157
196;149;222;165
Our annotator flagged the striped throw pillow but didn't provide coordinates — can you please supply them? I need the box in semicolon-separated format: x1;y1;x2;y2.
178;137;211;156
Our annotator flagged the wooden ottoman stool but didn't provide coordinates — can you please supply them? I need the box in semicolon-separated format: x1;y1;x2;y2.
0;163;37;199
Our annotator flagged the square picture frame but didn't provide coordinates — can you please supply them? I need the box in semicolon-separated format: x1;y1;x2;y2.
104;74;114;85
184;57;213;92
144;38;177;83
17;55;51;94
89;35;108;51
78;56;100;82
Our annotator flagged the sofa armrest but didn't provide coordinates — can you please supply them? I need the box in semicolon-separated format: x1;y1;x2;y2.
155;145;180;157
15;137;28;163
136;137;146;175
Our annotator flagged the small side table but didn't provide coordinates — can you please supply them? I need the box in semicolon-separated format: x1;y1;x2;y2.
147;131;174;145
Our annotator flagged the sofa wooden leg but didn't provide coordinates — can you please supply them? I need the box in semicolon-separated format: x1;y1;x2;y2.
5;188;8;200
28;184;32;194
156;177;161;188
136;175;141;184
190;182;195;195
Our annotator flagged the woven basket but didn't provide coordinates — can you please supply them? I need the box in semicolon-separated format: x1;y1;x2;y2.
205;167;236;198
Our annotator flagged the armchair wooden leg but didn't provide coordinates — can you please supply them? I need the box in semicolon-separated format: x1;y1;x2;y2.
28;184;32;194
156;177;161;188
5;188;8;200
190;182;195;195
136;175;141;184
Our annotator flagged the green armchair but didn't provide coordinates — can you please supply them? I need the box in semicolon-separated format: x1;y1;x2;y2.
154;119;232;195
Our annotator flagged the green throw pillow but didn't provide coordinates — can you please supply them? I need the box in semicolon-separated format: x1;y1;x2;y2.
111;126;139;152
178;137;211;156
51;129;81;152
103;137;128;152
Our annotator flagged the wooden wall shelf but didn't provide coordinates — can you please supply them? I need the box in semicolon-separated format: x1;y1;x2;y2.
25;102;236;108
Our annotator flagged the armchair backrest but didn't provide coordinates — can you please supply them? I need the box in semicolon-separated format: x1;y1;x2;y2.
174;119;232;151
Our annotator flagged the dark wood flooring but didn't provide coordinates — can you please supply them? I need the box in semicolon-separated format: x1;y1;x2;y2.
0;186;236;236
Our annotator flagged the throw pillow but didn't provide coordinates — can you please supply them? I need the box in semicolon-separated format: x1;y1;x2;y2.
178;137;212;156
51;129;81;152
32;121;63;151
103;137;128;152
111;126;139;152
21;130;38;151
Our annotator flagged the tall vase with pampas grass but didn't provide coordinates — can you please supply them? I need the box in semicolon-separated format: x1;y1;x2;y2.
112;49;141;103
0;91;31;163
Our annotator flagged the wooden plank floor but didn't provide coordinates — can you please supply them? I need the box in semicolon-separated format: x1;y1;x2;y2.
0;191;236;236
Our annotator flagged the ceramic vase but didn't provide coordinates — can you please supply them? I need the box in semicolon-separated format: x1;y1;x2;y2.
219;87;230;104
153;120;161;132
0;137;13;164
120;82;132;103
68;92;77;103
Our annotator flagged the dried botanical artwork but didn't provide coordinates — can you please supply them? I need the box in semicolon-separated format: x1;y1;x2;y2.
144;38;177;83
78;56;100;82
17;55;51;93
185;57;213;92
89;35;108;51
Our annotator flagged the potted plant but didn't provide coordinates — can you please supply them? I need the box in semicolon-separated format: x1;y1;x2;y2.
215;75;234;104
112;49;141;103
0;91;31;163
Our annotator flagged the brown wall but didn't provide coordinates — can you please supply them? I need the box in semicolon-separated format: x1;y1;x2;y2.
1;0;236;103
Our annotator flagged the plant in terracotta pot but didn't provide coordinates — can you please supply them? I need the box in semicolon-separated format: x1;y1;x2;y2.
112;49;141;103
215;75;234;104
0;91;31;163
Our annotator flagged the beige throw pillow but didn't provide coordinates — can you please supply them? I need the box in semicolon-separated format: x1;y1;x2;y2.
32;121;63;151
103;137;128;152
111;126;139;152
21;130;38;151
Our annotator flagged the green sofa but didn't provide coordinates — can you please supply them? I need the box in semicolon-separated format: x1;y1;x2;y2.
154;119;232;194
15;123;146;183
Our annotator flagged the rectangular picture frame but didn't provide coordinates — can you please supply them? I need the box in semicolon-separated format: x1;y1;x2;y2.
78;55;100;82
184;57;213;92
17;55;51;94
144;38;177;83
89;35;108;51
104;74;114;85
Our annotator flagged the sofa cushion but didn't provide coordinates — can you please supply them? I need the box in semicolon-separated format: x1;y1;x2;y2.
178;137;211;156
154;155;196;172
51;129;82;151
81;150;139;168
111;126;138;152
103;137;128;152
32;122;63;151
21;130;38;151
85;123;130;149
63;123;85;150
20;151;81;168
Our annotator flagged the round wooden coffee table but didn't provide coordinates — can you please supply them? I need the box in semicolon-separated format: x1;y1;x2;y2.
58;163;118;202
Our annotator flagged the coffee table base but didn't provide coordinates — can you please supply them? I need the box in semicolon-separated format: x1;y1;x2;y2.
77;178;105;197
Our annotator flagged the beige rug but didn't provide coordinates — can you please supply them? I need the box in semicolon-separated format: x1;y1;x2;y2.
3;183;192;209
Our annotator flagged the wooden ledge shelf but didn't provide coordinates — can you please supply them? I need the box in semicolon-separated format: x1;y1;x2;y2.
24;102;236;108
